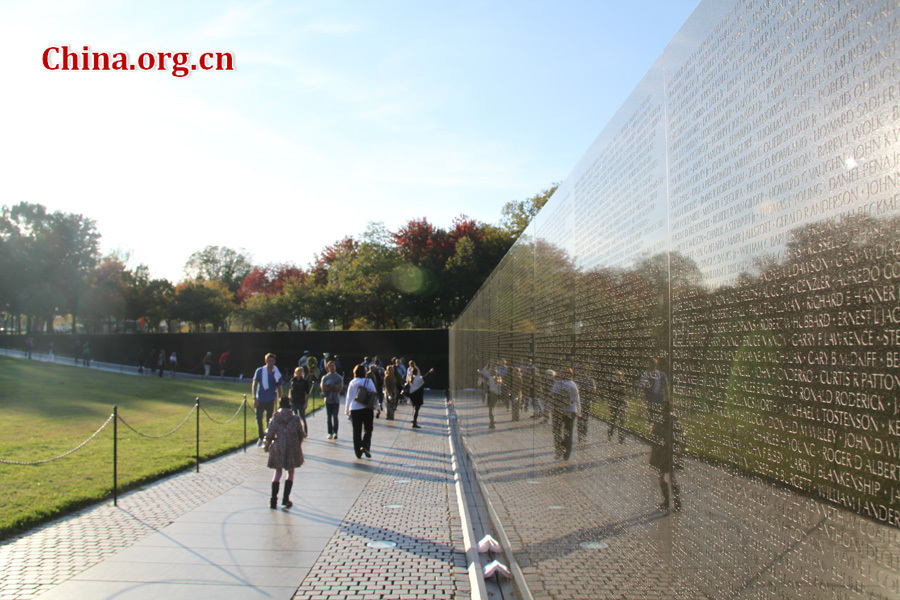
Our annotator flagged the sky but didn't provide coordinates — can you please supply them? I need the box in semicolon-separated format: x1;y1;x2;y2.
0;0;701;283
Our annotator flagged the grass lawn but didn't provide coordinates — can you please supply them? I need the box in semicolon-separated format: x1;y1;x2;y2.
0;356;323;540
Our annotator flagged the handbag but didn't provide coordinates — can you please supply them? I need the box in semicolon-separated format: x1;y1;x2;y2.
355;384;377;410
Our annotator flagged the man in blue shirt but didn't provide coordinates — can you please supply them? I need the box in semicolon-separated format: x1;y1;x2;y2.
252;353;283;446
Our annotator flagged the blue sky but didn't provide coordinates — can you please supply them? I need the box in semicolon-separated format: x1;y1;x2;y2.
0;0;701;282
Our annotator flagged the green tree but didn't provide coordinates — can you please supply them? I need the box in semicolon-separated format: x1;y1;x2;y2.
142;278;175;332
500;184;559;238
0;202;100;333
79;257;127;332
238;293;294;331
170;280;234;332
183;246;253;293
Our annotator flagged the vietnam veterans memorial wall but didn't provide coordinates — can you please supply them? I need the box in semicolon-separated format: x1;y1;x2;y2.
450;0;900;598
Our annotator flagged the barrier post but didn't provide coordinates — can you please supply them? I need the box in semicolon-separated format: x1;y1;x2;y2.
243;395;247;451
113;405;118;506
195;397;200;473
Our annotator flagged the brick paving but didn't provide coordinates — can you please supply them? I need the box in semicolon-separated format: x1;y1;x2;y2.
291;401;469;600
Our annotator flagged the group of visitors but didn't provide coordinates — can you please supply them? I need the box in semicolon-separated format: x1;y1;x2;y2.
252;352;434;509
72;341;91;366
477;356;683;512
140;349;179;377
135;349;231;379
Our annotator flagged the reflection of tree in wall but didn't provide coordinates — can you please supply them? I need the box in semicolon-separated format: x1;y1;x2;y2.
524;213;900;523
669;214;900;524
532;238;577;371
575;253;702;433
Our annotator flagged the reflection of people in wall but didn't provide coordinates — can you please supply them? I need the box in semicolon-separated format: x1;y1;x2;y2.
640;358;668;425
608;370;627;444
496;359;510;410
649;400;683;512
485;366;502;430
508;366;523;421
523;359;540;416
535;368;555;422
575;363;596;442
476;363;491;404
549;368;580;461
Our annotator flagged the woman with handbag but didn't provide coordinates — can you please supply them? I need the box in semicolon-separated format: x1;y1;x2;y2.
345;364;378;458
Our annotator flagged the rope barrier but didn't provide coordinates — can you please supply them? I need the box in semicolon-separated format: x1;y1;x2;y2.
117;404;198;439
200;397;247;425
0;393;247;470
0;413;115;465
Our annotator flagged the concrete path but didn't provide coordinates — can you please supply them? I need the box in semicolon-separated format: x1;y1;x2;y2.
0;395;470;600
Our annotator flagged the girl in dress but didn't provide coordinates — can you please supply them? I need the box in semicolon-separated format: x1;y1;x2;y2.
264;396;306;508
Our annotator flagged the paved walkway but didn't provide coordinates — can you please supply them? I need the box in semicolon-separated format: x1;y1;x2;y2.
11;347;894;598
0;395;471;600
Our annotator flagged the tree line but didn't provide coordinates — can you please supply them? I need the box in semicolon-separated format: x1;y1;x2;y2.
0;186;556;334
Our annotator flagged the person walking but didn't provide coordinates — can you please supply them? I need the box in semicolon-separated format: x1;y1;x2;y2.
320;361;343;439
201;351;213;379
345;364;377;458
367;363;384;418
289;366;311;429
252;353;283;447
383;364;399;420
264;396;305;509
408;366;434;429
218;351;229;379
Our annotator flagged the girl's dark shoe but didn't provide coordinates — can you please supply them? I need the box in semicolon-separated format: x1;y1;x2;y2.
282;480;293;508
270;481;280;509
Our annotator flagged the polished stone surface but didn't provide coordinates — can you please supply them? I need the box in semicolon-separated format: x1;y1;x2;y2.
450;0;900;597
